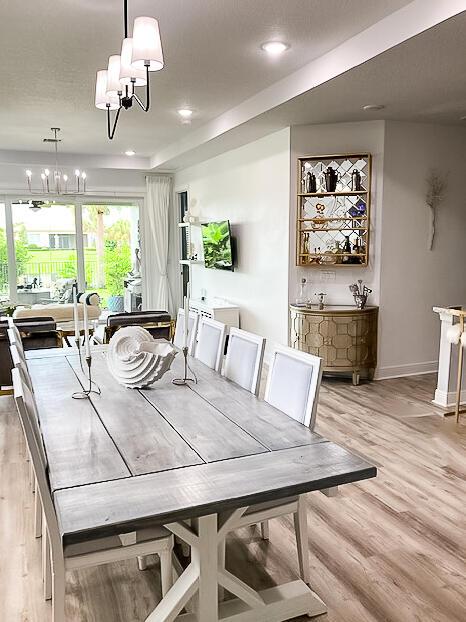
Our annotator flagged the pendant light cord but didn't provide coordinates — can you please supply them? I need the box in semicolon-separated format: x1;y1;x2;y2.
124;0;128;38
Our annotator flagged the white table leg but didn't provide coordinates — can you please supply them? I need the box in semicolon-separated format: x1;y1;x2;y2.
193;515;219;622
146;511;327;622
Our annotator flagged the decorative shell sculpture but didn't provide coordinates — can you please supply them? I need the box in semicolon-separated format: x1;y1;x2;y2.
107;326;177;389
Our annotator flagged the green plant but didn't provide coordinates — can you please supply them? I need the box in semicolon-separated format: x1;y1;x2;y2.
57;254;77;280
0;226;30;291
201;221;232;269
106;219;130;245
104;241;131;296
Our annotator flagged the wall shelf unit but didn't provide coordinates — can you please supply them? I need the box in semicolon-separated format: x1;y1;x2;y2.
296;153;372;267
178;221;203;267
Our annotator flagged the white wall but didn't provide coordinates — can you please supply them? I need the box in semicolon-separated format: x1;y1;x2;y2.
171;119;466;379
378;121;466;378
173;128;291;349
289;121;385;307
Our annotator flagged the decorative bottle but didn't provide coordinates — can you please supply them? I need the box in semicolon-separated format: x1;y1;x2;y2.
296;277;310;306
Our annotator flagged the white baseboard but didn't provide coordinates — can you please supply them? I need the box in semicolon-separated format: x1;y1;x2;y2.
374;360;438;381
432;388;466;408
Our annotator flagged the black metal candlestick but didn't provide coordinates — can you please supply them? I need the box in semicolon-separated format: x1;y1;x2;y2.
72;327;101;399
172;346;196;386
72;352;101;399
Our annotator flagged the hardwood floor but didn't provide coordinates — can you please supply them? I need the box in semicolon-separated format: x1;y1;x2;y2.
1;373;465;622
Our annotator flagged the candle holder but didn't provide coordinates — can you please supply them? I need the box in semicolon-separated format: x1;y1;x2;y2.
172;346;196;386
72;333;101;399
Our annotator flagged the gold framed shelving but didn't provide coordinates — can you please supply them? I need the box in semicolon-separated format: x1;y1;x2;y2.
296;153;372;267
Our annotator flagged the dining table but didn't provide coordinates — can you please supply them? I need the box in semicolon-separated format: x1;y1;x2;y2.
27;345;377;622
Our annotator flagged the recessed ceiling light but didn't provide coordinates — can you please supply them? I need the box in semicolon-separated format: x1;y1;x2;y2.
261;41;289;55
178;109;193;118
125;149;136;156
362;104;385;111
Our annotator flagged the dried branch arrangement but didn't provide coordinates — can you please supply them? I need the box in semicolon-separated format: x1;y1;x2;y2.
425;170;447;250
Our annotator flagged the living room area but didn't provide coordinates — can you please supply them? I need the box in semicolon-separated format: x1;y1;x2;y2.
1;2;466;622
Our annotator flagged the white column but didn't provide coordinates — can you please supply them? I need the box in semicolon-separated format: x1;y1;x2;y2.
432;307;466;408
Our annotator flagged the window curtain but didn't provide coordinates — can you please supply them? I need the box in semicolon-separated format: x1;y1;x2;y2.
143;175;172;312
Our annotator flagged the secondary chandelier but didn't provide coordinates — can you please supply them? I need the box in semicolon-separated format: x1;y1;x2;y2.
94;0;164;140
26;128;87;195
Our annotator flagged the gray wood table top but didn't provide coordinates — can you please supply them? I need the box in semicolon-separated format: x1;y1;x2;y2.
27;347;376;544
28;358;129;490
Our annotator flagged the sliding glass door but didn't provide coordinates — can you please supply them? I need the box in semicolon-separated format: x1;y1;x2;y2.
82;204;140;311
1;198;141;311
12;202;77;305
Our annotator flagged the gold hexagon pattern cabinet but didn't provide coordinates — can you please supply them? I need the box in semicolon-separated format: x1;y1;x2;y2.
289;305;378;385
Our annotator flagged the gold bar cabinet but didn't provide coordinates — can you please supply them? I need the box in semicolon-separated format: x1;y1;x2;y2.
289;305;378;385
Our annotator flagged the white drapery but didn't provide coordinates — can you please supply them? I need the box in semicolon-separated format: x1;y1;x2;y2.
143;175;172;312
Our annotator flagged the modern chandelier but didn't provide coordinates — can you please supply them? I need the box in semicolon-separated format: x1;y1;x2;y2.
25;128;87;195
94;0;164;140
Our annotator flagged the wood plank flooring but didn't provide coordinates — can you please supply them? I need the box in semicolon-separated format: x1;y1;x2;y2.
1;373;465;622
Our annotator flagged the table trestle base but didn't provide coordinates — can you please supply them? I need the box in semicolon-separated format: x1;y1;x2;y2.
145;513;327;622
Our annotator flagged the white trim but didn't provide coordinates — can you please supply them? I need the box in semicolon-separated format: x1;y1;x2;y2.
4;197;17;303
172;187;192;313
433;388;466;409
374;360;438;380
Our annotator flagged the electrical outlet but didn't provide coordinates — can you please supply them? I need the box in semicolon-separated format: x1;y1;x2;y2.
320;271;336;282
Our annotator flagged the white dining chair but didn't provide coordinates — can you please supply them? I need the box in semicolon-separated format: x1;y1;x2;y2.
12;361;46;539
12;367;175;621
194;317;227;372
173;308;199;355
10;344;34;393
264;344;323;430
223;327;265;395
226;344;323;586
7;326;27;365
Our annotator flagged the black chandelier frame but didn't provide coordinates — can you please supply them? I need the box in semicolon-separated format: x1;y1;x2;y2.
107;0;151;140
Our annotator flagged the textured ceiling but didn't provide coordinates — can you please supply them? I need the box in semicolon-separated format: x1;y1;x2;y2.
264;11;466;127
0;0;411;156
148;10;466;170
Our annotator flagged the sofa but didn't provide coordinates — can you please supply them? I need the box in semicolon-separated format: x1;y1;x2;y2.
13;302;101;325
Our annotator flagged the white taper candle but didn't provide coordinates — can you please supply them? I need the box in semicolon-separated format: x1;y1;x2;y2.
73;286;79;343
83;297;91;358
183;295;189;349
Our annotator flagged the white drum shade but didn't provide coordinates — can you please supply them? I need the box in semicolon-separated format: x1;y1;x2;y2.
106;55;123;95
119;38;147;86
95;70;120;110
131;16;164;71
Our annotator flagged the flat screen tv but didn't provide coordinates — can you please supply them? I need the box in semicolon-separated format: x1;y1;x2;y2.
201;220;234;271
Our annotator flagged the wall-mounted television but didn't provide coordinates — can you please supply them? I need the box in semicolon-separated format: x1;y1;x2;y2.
201;220;234;271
